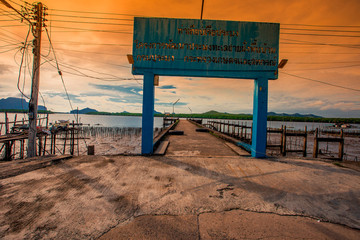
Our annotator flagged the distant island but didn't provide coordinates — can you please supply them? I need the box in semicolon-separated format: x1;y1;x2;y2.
0;97;48;112
70;108;98;114
1;98;359;123
86;110;360;123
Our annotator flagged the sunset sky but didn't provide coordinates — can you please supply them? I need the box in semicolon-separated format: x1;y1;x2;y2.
1;0;359;117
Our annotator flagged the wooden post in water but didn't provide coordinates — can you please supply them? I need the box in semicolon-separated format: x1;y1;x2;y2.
63;131;67;154
43;114;49;155
5;112;9;134
53;133;57;154
282;126;287;156
4;112;11;160
50;133;54;154
70;121;75;155
88;145;95;155
20;139;24;159
303;126;307;157
313;128;319;158
339;129;344;161
38;136;42;156
241;124;243;139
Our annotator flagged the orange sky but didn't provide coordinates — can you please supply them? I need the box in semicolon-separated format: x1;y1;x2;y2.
1;0;360;117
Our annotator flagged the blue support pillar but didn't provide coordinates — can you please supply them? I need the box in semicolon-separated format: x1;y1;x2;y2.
141;72;155;154
252;78;268;158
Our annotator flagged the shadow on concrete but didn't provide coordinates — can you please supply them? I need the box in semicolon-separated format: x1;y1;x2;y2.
150;155;360;229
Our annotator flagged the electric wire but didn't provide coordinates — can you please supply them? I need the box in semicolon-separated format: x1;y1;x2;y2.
49;8;142;17
44;27;76;118
282;23;360;28
44;59;139;81
50;25;132;34
281;38;360;49
51;51;131;69
50;13;134;21
16;25;30;99
280;32;360;38
0;46;20;53
281;72;360;92
50;18;133;25
280;27;360;34
286;64;360;71
0;27;25;41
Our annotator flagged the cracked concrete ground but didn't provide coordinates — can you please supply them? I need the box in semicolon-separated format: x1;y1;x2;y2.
0;120;359;239
1;154;360;239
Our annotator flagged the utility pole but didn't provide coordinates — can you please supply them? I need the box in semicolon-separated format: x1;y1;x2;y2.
28;2;43;158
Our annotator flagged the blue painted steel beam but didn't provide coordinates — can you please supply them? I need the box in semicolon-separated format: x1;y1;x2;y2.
141;72;155;154
252;78;268;158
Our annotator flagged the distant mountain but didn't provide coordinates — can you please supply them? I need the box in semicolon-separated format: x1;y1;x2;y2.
203;110;222;115
70;108;98;114
268;112;322;118
202;110;322;118
0;97;47;111
154;110;162;114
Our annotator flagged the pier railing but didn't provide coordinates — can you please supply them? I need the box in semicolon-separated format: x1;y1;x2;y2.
197;119;356;161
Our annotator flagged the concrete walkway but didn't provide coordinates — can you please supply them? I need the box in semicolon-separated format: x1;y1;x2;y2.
0;121;360;239
165;120;248;157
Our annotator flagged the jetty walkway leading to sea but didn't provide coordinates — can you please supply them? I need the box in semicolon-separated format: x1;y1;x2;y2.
0;119;360;239
164;119;249;157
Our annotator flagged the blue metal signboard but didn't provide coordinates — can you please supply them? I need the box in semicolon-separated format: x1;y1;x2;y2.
132;17;279;80
132;17;280;158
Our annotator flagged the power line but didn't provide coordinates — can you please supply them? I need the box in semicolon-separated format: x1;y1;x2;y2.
0;45;20;53
49;8;141;17
280;42;360;47
7;0;22;7
282;23;360;28
281;71;360;92
0;1;33;29
281;51;360;55
286;64;360;71
50;25;132;34
280;27;360;34
49;19;133;26
44;60;139;81
290;61;360;64
44;27;76;115
44;47;128;56
0;19;21;21
50;13;133;22
281;32;360;38
281;38;360;49
48;50;131;68
0;26;25;41
51;41;131;46
16;25;30;99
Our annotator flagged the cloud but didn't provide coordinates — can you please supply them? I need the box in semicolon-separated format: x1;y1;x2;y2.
0;64;11;75
44;92;85;104
159;85;177;90
155;101;187;106
90;84;143;96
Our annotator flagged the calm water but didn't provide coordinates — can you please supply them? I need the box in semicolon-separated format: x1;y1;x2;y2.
0;113;164;130
203;119;360;132
1;112;359;132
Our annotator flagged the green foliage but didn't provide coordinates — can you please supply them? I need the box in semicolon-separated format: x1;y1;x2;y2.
0;109;52;114
3;108;356;123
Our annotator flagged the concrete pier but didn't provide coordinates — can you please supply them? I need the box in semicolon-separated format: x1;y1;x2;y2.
0;120;359;239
